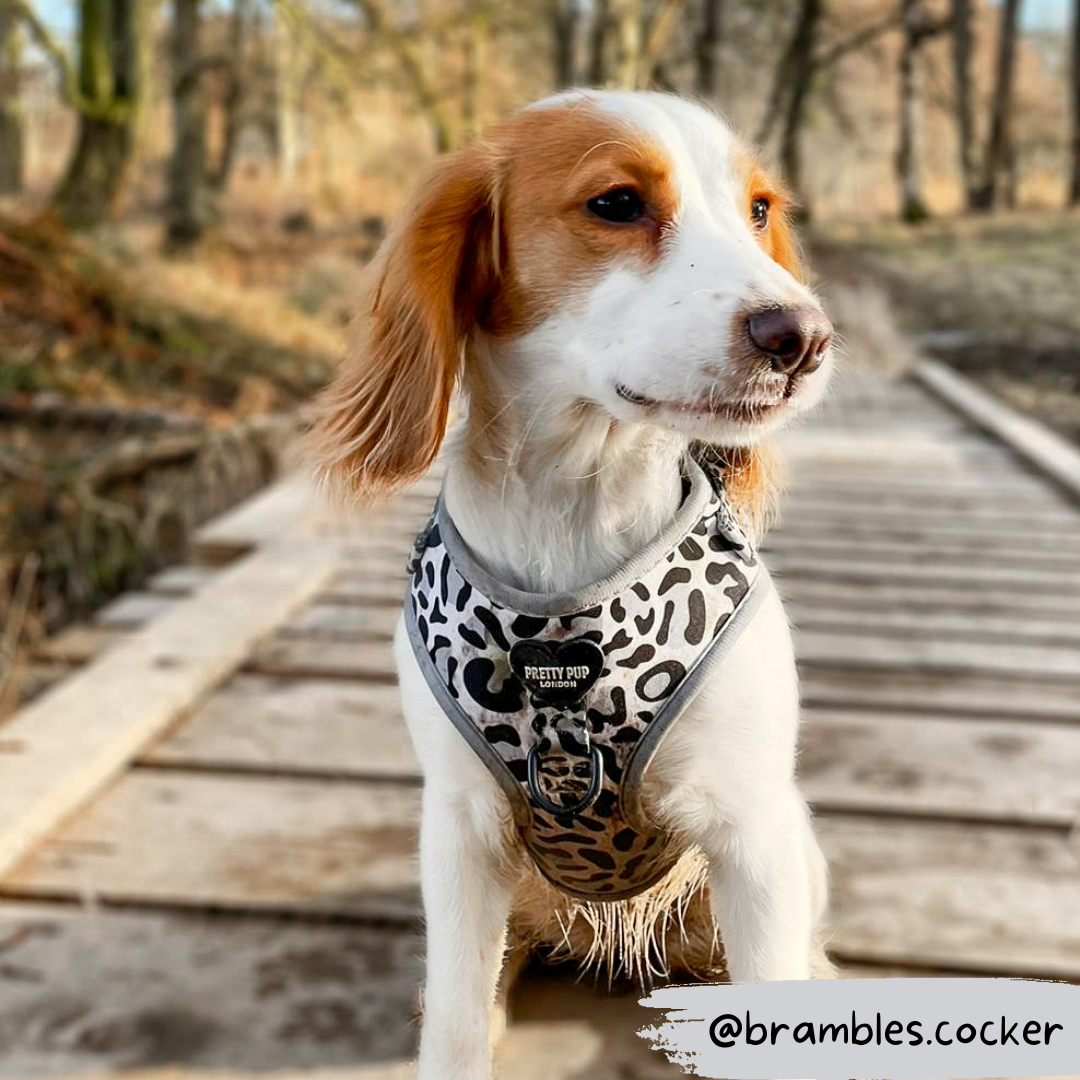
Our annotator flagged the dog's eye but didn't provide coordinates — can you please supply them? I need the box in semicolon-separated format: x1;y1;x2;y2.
751;196;770;229
587;188;644;224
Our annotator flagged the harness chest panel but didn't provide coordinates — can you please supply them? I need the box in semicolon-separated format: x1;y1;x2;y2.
404;463;766;902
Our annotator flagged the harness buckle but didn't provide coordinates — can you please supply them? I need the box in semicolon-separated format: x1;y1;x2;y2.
527;742;604;818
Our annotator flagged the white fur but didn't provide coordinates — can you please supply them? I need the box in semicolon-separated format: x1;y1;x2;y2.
387;92;833;1079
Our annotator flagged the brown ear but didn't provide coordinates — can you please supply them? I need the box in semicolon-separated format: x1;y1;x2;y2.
310;145;500;500
696;442;783;540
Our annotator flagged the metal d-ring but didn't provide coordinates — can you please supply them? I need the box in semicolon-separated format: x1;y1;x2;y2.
526;743;604;817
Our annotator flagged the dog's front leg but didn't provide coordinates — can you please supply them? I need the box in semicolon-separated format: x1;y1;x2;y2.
704;786;820;982
416;781;513;1080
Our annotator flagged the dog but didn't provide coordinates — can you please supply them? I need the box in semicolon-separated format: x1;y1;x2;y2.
314;90;835;1080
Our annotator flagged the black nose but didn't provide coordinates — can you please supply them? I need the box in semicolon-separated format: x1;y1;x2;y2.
746;305;833;375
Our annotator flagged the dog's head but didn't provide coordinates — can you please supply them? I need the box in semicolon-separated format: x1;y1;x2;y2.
315;91;833;502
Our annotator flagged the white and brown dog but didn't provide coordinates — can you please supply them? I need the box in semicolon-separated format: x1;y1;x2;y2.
315;90;835;1080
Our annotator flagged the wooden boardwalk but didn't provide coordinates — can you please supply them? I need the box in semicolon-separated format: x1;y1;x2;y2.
1;361;1079;1079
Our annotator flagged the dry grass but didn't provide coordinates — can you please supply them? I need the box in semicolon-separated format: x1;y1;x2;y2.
811;212;1080;444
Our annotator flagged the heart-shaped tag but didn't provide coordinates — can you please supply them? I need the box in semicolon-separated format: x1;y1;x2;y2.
509;636;604;709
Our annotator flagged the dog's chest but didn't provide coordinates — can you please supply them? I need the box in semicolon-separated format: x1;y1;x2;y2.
405;466;765;901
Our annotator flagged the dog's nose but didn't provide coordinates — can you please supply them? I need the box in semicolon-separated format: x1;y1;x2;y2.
746;305;833;375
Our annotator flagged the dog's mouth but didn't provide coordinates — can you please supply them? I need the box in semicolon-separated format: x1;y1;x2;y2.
614;382;792;423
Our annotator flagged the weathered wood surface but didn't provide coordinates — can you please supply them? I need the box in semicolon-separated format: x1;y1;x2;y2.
800;668;1080;723
917;358;1080;504
0;542;341;881
142;679;1080;827
143;676;416;780
2;771;422;924
800;710;1080;825
819;816;1080;978
4;365;1080;1078
0;902;424;1075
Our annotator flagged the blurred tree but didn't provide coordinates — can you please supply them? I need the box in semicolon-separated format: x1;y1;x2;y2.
589;0;611;83
1070;0;1079;204
638;0;685;87
950;0;976;208
777;0;824;214
897;0;929;222
896;0;953;222
275;3;301;182
167;0;214;248
463;0;489;132
50;0;146;229
211;0;253;193
0;0;23;195
972;0;1022;211
550;0;580;88
694;0;724;99
347;0;455;151
612;0;641;88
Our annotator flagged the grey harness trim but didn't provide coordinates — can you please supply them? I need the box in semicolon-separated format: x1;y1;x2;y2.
404;458;767;901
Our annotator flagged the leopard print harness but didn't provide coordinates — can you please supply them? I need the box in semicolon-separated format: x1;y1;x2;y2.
404;459;769;902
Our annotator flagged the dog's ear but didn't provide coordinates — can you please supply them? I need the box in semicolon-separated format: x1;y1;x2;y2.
311;144;501;499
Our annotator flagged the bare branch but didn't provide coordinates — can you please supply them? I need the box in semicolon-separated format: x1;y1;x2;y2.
11;0;78;105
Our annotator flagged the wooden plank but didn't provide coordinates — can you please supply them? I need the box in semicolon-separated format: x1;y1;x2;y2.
247;636;397;682
146;563;218;596
284;601;397;641
333;546;1080;598
783;429;1015;468
785;478;1063;510
33;623;129;665
0;540;341;880
821;816;1080;978
779;576;1080;620
772;555;1080;594
143;675;417;779
95;591;177;628
194;473;322;564
801;667;1080;724
801;710;1080;826
789;470;1049;499
6;663;69;709
322;573;408;608
0;902;422;1074
779;510;1080;549
767;534;1080;571
782;497;1080;532
2;772;421;923
917;358;1080;505
795;628;1080;681
789;604;1080;648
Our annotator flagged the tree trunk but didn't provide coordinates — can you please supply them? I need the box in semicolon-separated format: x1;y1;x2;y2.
950;0;976;209
550;0;579;89
211;0;251;192
0;0;24;195
695;0;723;99
1069;0;1080;205
612;0;641;89
275;7;300;183
463;4;489;132
588;0;610;84
778;0;824;215
166;0;214;248
51;0;143;229
971;0;1022;212
897;0;929;222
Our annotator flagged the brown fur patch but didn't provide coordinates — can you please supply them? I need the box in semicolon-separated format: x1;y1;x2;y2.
739;152;805;283
311;102;679;499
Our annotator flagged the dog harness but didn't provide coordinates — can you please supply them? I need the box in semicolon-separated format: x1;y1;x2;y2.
404;458;770;902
